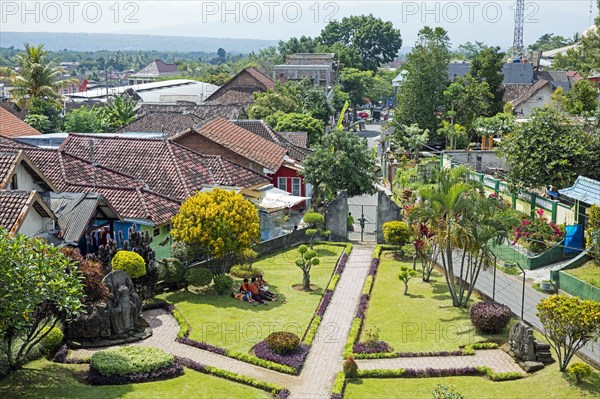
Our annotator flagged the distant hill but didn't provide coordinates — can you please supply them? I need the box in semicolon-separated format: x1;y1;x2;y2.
0;32;277;53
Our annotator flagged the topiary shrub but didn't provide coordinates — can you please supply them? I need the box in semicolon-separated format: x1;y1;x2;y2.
470;302;512;334
229;265;264;279
432;384;464;399
157;258;185;284
213;274;234;294
40;326;64;356
111;250;146;279
90;346;174;377
184;267;213;289
343;355;358;378
266;331;300;355
567;362;593;384
382;221;411;247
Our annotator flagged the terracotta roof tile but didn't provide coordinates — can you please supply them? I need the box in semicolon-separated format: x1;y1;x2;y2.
179;117;287;172
0;107;41;138
511;79;549;108
205;67;274;104
138;103;247;120
279;132;308;148
0;151;19;188
231;120;311;161
0;190;32;232
116;111;205;135
60;134;268;199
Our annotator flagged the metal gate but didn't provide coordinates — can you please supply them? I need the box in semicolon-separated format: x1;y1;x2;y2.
348;194;378;242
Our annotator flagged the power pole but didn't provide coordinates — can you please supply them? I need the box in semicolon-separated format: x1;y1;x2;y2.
513;0;525;59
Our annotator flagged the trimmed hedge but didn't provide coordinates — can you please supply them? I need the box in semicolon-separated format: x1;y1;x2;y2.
185;266;213;288
90;347;174;377
303;315;321;345
353;350;474;359
253;340;309;369
344;318;362;358
88;362;183;385
327;274;341;291
362;276;374;295
40;326;64;356
331;371;346;399
176;356;286;394
229;266;265;279
111;250;146;279
476;366;524;381
266;332;300;355
213;274;234;294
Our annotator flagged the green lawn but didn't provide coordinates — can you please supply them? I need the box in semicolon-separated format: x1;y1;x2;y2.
565;261;600;288
361;252;510;352
345;355;600;399
159;244;344;353
0;358;271;399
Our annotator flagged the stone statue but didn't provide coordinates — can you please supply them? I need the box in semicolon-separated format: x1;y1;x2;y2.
103;270;142;335
509;322;554;372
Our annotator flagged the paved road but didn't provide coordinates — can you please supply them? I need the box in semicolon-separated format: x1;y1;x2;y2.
449;252;600;366
357;122;382;149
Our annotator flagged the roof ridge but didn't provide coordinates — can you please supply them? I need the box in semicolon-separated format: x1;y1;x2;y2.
164;141;191;197
134;187;151;222
60;151;143;184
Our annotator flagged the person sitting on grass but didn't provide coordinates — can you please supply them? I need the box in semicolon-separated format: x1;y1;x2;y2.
232;279;254;303
256;275;277;301
247;277;268;305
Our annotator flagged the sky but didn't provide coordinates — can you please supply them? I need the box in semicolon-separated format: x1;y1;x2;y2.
0;1;594;50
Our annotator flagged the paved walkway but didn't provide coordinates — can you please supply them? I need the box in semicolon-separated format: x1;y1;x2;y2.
287;245;374;398
357;349;524;374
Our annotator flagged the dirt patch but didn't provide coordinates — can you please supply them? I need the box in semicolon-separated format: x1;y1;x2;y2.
292;284;318;292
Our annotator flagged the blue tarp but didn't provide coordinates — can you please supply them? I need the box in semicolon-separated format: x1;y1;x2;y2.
564;224;584;256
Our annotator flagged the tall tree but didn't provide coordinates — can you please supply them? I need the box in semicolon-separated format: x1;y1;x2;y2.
498;106;595;190
302;129;378;205
394;27;451;137
9;43;72;108
443;75;493;134
527;33;572;53
266;111;324;145
278;36;318;59
409;167;509;307
279;79;333;123
390;123;429;160
340;68;374;119
247;90;298;120
470;46;506;115
318;14;402;71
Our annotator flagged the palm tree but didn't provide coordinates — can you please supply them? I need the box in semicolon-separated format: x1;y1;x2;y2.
9;43;72;108
410;166;507;307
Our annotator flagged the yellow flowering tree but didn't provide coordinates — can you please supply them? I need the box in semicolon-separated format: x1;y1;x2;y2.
171;189;260;275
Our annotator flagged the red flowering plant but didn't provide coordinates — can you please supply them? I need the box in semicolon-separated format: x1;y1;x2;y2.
511;209;565;254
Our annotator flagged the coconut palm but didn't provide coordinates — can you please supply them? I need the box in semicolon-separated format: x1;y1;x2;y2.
9;43;73;108
410;166;507;307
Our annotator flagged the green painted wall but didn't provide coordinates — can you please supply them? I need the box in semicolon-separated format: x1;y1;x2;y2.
140;224;172;260
490;241;565;270
558;272;600;302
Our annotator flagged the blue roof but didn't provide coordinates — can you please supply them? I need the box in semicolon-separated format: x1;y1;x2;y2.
559;176;600;206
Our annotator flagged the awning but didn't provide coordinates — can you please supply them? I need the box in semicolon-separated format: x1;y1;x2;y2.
258;187;308;211
558;176;600;206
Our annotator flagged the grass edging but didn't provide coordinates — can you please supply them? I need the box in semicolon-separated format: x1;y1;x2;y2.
176;356;290;397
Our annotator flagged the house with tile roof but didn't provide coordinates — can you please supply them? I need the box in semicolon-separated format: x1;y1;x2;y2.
0;107;41;138
116;111;205;135
510;79;555;116
128;59;179;85
0;190;57;236
172;117;310;206
204;67;275;105
0;149;56;192
138;102;247;120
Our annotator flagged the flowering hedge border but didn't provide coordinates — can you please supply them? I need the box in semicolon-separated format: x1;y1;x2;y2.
302;243;352;346
356;365;523;381
176;356;290;397
253;340;310;369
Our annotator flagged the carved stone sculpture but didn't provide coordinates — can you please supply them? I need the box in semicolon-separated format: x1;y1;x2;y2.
103;270;142;335
509;322;554;370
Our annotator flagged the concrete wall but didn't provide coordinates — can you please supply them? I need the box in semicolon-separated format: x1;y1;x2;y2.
558;271;600;302
256;227;309;257
514;85;554;116
11;164;46;191
325;191;348;242
376;191;403;244
443;151;508;173
19;210;52;236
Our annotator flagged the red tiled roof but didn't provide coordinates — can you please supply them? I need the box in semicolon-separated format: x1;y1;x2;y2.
279;132;308;148
60;134;269;199
138;103;247;120
176;117;287;172
205;67;274;104
0;107;41;138
0;151;20;188
0;190;53;234
231;120;311;161
0;149;56;191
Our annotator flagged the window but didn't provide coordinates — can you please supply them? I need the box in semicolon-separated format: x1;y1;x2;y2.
278;177;287;192
292;177;301;196
153;228;160;237
10;174;18;190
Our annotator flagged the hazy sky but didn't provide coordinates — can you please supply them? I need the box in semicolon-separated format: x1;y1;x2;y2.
0;1;594;50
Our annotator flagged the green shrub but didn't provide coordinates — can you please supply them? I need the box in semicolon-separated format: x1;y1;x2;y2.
185;267;213;288
213;275;234;294
303;315;322;345
111;250;146;279
467;342;498;350
40;326;63;355
362;275;374;295
173;308;190;339
327;274;341;291
229;265;264;279
382;221;411;247
567;362;593;384
344;243;353;255
357;368;405;378
343;355;358;378
157;258;185;284
332;371;346;395
90;347;174;376
202;365;284;393
476;366;523;381
227;352;296;374
344;318;362;357
432;384;464;399
266;331;300;355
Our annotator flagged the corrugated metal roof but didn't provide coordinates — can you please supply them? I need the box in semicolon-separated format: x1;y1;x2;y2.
559;176;600;206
